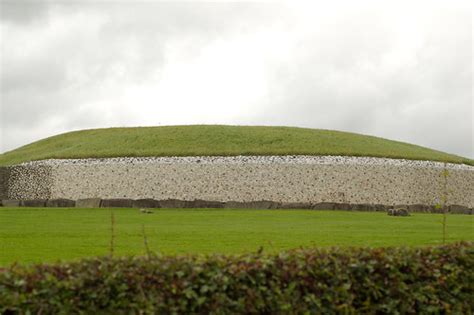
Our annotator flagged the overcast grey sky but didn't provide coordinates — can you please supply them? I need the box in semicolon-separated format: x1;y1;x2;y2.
1;0;473;158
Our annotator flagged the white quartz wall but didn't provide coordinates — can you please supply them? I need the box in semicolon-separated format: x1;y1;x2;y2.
7;156;473;207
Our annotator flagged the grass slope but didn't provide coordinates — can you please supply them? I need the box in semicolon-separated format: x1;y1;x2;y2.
1;208;472;265
0;125;472;166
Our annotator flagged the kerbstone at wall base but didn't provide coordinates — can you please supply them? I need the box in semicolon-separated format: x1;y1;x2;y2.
76;198;102;208
311;202;337;210
192;199;225;209
1;198;472;214
1;200;20;207
448;205;471;215
278;202;311;209
351;204;378;211
157;199;226;209
0;167;10;200
132;199;161;209
159;199;189;209
373;204;388;212
21;200;46;207
408;204;432;213
101;199;133;208
46;199;76;207
224;201;279;209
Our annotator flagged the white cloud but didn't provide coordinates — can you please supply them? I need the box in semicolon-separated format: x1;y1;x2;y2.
0;0;472;157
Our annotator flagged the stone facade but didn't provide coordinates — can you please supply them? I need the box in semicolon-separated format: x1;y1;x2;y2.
8;164;52;200
3;156;474;208
0;167;9;200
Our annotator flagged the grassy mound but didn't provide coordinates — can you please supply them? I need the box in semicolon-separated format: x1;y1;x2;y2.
0;125;472;166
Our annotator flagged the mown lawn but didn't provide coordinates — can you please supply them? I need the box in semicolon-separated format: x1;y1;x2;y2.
1;125;472;166
0;208;472;265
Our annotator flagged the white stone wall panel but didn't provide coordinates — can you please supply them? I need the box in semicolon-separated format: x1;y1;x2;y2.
6;156;474;207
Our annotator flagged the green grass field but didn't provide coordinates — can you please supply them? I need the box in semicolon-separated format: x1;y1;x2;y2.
1;125;472;166
1;208;472;265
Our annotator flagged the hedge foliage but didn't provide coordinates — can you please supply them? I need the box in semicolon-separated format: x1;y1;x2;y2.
1;243;473;314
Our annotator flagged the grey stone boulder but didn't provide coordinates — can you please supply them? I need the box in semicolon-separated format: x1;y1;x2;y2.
448;205;471;215
279;202;312;209
101;199;133;208
225;200;278;209
247;200;279;209
387;208;410;216
394;205;409;211
76;198;102;208
46;199;76;207
192;199;225;209
373;204;388;212
408;204;431;213
159;199;188;209
21;199;46;207
351;204;376;211
1;200;21;207
431;206;445;214
311;202;336;210
224;201;247;209
133;199;160;209
364;204;382;212
333;203;352;211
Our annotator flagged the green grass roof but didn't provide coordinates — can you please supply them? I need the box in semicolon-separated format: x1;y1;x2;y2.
0;125;472;166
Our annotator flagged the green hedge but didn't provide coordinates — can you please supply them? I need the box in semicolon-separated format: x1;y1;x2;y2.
1;243;473;314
